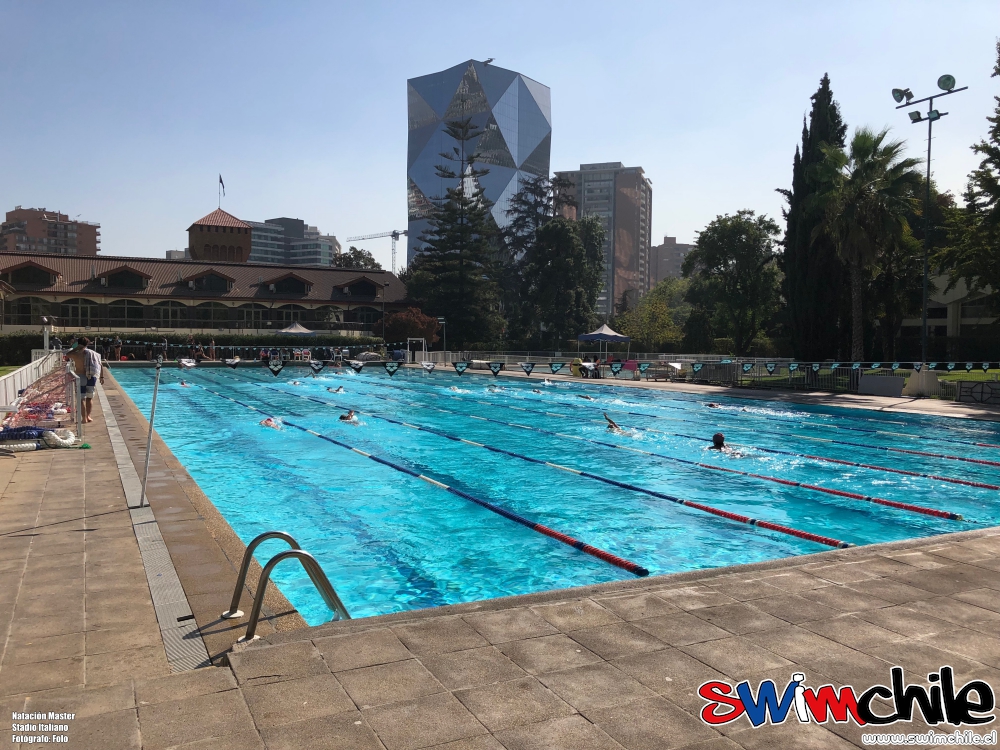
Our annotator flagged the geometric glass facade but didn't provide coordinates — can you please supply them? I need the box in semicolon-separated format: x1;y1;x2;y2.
406;59;551;263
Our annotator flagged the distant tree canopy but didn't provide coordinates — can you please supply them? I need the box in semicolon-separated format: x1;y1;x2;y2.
336;246;382;270
383;307;440;345
612;277;687;352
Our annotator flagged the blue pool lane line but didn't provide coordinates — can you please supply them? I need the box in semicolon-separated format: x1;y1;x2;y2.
272;386;965;523
301;374;998;493
261;387;852;550
364;377;1000;472
192;384;651;577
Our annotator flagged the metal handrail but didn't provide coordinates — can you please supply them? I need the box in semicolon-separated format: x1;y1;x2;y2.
239;549;351;642
222;531;301;619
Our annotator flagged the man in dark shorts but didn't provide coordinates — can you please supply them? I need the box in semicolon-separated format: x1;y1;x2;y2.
67;337;104;423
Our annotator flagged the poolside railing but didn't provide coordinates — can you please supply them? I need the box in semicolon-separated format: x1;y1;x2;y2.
0;351;63;407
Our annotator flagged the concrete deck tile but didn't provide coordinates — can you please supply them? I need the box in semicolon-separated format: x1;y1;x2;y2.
799;584;895;613
392;618;490;656
840;577;938;605
924;628;1000;669
425;736;505;749
679;636;793;678
882;551;949;570
740;625;856;663
21;564;85;585
593;593;679;621
632;611;731;647
421;646;526;691
364;691;488;750
3;631;85;665
567;622;668;660
953;587;1000;614
60;707;140;750
905;596;1000;631
229;641;329;686
923;543;994;564
892;563;1000;595
9;610;85;639
755;569;831;593
0;655;84;695
13;592;85;618
744;593;842;625
492;714;624;750
135;666;237;706
799;614;907;650
242;673;355;728
703;578;786;603
499;634;604;675
539;662;656;712
86;623;165;655
801;650;893;687
612;646;727;705
259;710;382;750
854;604;960;638
21;680;136;719
583;694;720;750
672;739;743;750
800;560;881;585
336;658;446;708
687;603;788;635
652;586;737;611
137;688;258;750
531;599;622;632
454;676;575;732
314;627;414;672
463;608;559;644
727;720;857;750
85;644;170;686
865;638;1000;683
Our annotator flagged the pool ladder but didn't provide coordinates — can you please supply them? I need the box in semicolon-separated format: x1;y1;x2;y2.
222;531;351;642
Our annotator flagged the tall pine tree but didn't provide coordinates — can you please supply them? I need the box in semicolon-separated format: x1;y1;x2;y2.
779;74;849;359
406;117;504;347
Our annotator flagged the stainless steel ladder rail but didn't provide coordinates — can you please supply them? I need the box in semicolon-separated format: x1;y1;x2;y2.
222;531;351;642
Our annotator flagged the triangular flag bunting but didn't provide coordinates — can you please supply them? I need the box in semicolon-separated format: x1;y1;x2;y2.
267;359;284;376
384;362;400;376
349;360;365;373
549;362;565;374
421;361;436;372
225;358;240;370
765;362;776;374
610;362;623;375
309;360;325;374
454;361;468;375
489;362;503;376
519;362;535;376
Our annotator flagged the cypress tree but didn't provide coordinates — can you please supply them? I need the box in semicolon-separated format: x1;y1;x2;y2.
779;74;849;359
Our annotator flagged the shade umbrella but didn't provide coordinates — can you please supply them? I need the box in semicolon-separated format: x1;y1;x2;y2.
277;322;317;336
577;324;631;361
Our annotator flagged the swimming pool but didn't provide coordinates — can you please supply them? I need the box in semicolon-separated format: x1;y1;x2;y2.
113;365;1000;624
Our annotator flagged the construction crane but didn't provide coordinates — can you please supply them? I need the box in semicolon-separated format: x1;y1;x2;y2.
343;230;408;275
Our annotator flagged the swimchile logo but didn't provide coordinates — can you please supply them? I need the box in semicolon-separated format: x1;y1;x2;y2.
699;667;996;730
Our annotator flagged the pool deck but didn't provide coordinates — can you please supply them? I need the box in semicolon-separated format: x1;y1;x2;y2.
0;366;999;748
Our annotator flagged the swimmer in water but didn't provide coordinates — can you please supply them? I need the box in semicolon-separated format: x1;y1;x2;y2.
259;417;280;429
179;379;189;387
532;388;542;394
291;380;302;386
339;409;357;422
543;379;554;386
449;386;460;391
327;386;345;393
577;394;595;401
604;413;623;432
706;402;721;409
708;432;742;455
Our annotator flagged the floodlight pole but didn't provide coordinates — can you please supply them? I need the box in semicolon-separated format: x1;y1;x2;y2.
139;356;163;508
896;85;967;364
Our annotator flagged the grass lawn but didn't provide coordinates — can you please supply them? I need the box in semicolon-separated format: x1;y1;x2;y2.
0;366;21;377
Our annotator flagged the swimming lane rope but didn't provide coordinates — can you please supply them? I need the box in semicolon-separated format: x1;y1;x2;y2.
192;383;650;577
272;386;964;522
335;376;1000;484
262;387;852;549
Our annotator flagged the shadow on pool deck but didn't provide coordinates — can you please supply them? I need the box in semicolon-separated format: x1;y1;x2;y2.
0;364;998;749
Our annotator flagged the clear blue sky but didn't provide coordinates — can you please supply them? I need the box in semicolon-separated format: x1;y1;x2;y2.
2;1;998;269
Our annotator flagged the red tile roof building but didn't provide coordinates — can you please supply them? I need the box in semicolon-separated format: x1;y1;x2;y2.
187;209;252;262
0;253;407;334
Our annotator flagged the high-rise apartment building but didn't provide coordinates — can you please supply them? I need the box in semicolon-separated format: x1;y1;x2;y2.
554;163;652;316
1;207;101;256
650;236;694;285
406;60;551;263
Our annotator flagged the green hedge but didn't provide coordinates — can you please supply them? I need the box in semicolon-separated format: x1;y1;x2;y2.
0;331;385;366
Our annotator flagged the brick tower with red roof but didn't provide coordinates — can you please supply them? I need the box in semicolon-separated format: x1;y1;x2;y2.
188;209;252;262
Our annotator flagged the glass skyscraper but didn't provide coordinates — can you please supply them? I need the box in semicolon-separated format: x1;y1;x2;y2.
406;60;551;264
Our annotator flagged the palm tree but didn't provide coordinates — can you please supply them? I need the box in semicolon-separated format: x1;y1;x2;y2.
815;127;922;360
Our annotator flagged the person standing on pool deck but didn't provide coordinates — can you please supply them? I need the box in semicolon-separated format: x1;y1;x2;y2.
67;338;104;423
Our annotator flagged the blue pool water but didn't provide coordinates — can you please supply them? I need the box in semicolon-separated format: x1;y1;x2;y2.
113;366;1000;624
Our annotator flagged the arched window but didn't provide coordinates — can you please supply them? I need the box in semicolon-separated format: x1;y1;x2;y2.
60;298;99;328
204;244;211;254
313;306;343;328
344;306;381;326
236;303;270;329
274;304;306;324
4;296;52;326
108;299;145;329
193;301;230;328
152;301;187;328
